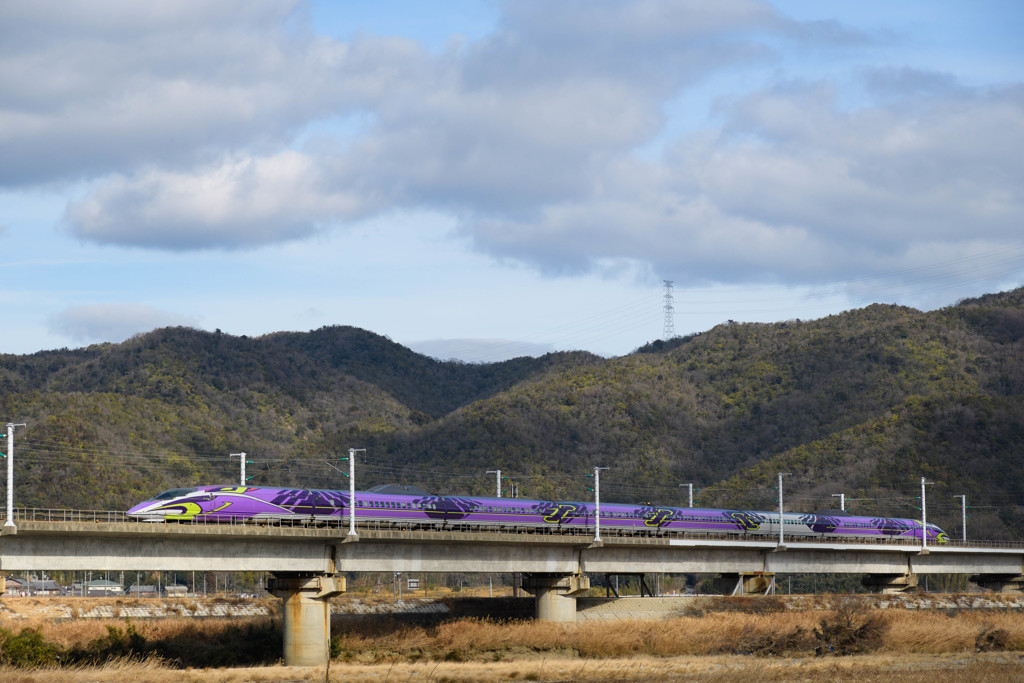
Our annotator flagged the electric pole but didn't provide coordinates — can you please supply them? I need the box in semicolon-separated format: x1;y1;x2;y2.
680;483;693;507
229;452;247;486
4;423;26;528
347;448;365;538
486;470;501;497
778;473;791;547
593;467;609;544
921;477;933;552
953;494;967;543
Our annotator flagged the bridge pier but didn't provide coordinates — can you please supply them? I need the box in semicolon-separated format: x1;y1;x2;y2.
970;574;1024;593
713;572;775;596
520;573;590;622
862;573;918;594
267;573;346;666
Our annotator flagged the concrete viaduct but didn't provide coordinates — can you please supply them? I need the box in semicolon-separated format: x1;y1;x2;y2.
2;518;1023;666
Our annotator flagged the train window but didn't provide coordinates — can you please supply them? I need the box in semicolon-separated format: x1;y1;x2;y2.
152;487;200;500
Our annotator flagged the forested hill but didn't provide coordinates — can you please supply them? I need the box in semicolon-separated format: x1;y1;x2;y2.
1;288;1023;539
0;326;597;510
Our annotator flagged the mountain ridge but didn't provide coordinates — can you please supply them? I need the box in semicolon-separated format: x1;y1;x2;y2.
1;288;1022;539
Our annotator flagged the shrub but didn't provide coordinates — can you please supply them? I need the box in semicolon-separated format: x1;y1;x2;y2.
736;625;814;656
976;625;1008;652
814;599;888;656
0;627;64;667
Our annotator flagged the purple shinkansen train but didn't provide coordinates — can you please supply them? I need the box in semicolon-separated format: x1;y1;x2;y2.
126;485;949;543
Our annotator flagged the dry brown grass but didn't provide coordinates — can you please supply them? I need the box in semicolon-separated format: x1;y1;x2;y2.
5;616;272;650
883;610;1024;653
330;610;845;659
2;653;1023;683
7;603;1024;662
4;596;1024;680
329;605;1024;663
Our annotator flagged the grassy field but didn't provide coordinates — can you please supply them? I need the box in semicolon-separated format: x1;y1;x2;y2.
1;596;1024;681
1;653;1023;683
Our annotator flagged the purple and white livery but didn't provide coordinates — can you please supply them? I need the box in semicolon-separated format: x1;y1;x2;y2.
127;485;949;542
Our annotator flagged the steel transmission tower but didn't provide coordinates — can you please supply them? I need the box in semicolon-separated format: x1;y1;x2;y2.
662;280;675;340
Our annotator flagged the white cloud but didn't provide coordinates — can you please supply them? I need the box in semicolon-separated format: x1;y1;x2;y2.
469;75;1024;286
48;303;199;343
4;0;1023;296
0;0;349;185
64;151;375;249
34;0;797;250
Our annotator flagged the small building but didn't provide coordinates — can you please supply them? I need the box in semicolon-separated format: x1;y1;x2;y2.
164;583;188;597
127;584;159;597
83;579;124;596
2;576;27;595
28;579;61;595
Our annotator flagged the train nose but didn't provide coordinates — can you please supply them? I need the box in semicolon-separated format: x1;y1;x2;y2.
126;500;160;517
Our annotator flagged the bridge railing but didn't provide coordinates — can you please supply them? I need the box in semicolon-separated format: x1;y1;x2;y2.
12;508;134;524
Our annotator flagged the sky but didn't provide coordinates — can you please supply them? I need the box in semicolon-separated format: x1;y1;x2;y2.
1;1;1022;362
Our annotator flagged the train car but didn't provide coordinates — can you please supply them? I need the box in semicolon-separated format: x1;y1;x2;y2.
126;485;949;543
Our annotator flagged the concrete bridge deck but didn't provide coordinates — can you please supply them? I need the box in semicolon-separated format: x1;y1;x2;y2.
1;518;1021;576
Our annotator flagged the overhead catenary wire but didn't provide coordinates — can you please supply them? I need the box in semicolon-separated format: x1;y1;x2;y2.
14;439;1024;518
17;437;1024;500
